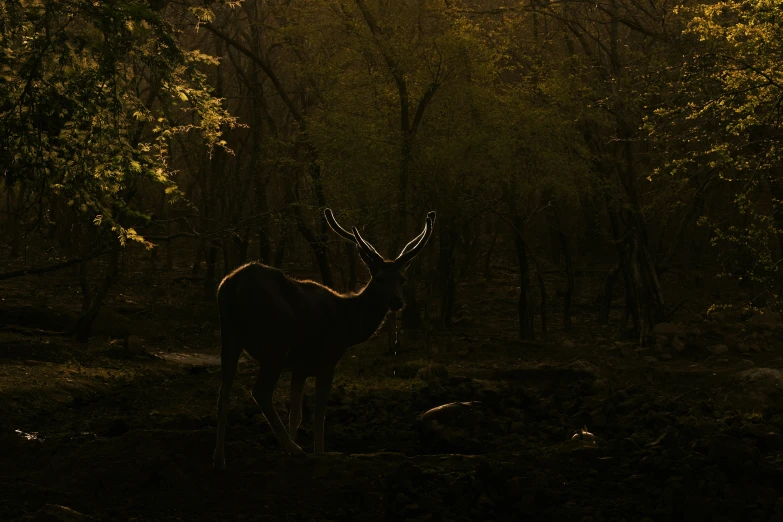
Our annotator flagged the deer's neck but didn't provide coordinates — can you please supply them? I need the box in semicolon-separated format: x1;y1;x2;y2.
344;280;389;346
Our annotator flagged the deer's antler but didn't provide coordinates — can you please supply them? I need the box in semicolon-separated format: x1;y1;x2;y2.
395;211;436;266
324;208;383;261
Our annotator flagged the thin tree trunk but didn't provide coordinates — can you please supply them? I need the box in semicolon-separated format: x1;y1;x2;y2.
204;243;218;300
75;242;119;343
531;252;548;337
192;242;204;275
438;225;458;328
484;227;499;280
273;236;287;269
600;263;620;323
513;217;534;340
165;219;174;271
560;230;574;331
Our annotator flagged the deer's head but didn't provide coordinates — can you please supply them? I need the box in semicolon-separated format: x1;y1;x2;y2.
325;209;436;312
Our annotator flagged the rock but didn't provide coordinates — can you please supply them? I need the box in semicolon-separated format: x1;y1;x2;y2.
710;344;729;355
748;308;781;331
591;413;607;428
92;309;132;337
709;434;760;471
418;401;485;453
97;417;130;438
653;323;683;338
738;359;755;370
32;505;92;521
686;337;708;351
451;308;473;324
688;327;702;337
562;340;576;349
416;364;449;383
655;335;670;346
672;336;686;351
516;494;536;512
505;477;525;496
510;421;525;434
736;368;783;410
126;335;145;355
723;335;742;351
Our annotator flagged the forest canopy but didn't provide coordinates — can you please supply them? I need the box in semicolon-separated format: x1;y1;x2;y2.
2;0;782;341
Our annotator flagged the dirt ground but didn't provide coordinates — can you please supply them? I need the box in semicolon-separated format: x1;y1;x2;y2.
1;256;783;522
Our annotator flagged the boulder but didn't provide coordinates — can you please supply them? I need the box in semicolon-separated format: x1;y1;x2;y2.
653;322;683;338
126;335;145;355
748;308;781;331
416;363;449;384
735;368;783;410
31;505;92;521
418;401;486;453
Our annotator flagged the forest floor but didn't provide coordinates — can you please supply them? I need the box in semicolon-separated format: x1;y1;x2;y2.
1;258;783;522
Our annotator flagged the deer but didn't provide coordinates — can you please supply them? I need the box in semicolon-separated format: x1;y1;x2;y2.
212;208;436;469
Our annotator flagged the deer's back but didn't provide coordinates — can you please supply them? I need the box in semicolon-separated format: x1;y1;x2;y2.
217;262;340;347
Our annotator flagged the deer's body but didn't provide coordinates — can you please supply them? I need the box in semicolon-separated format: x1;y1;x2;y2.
212;209;435;469
218;263;390;375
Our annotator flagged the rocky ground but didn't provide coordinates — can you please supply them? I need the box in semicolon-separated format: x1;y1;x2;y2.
1;263;783;521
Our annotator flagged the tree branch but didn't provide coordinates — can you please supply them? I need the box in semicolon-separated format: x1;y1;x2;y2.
0;250;112;281
204;23;304;122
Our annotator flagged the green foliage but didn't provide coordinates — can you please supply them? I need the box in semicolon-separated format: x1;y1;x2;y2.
651;1;783;293
0;0;236;246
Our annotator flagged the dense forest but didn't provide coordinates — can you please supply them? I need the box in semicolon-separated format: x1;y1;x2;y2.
2;1;783;521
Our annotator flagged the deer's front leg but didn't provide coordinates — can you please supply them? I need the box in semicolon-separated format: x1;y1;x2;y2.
313;369;335;454
289;371;306;441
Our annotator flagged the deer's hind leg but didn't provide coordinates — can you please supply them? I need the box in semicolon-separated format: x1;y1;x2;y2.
253;359;307;457
313;368;335;454
288;371;306;441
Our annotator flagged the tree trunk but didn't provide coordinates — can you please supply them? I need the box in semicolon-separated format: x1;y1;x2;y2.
513;217;534;340
484;226;499;280
600;264;620;323
437;225;458;328
192;242;204;275
273;236;287;269
560;230;574;331
402;268;422;329
165;219;174;271
75;242;119;343
204;243;218;300
532;252;548;337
